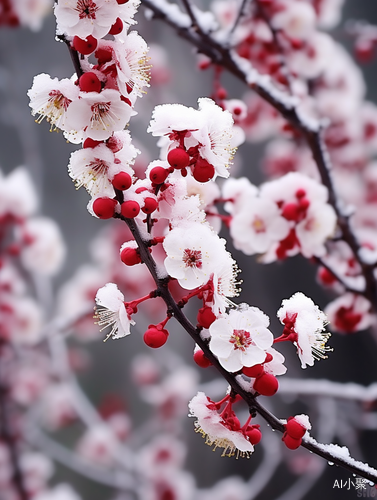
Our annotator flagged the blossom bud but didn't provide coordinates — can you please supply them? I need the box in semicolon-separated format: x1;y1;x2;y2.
121;201;140;218
112;172;132;191
149;167;169;184
120;247;142;266
143;325;169;348
253;373;279;396
109;17;123;35
167;148;190;169
93;198;117;219
197;306;216;328
282;203;300;221
285;418;307;439
141;197;158;214
72;35;98;55
282;433;302;450
193;349;212;368
193;158;215;183
245;425;262;445
79;72;102;93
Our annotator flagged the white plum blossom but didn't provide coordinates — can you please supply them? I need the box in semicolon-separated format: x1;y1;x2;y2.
68;142;135;196
209;306;274;372
19;217;66;276
54;0;119;39
77;424;119;466
28;73;80;132
325;293;374;333
230;197;290;255
271;0;316;40
65;89;133;141
277;292;331;368
0;167;39;219
97;32;150;100
222;177;258;215
189;392;254;458
95;282;135;340
163;223;230;289
263;347;287;376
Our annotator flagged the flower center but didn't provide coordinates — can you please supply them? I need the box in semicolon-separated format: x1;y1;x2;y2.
252;216;266;233
90;102;112;127
76;0;98;19
182;249;202;269
88;158;109;177
48;90;72;111
229;329;253;351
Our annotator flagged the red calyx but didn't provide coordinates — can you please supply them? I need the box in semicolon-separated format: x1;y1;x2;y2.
167;148;190;169
192;157;215;183
95;47;113;65
116;0;129;4
335;307;362;333
83;138;102;149
141;197;158;214
282;203;300;221
253;373;279;396
109;17;123;35
197;306;216;329
282;433;302;450
242;364;264;378
72;35;98;55
121;200;140;218
193;349;212;368
149;166;169;185
112;172;132;191
93;198;117;219
143;325;169;348
120;247;141;266
318;266;337;286
285;418;306;439
79;72;102;93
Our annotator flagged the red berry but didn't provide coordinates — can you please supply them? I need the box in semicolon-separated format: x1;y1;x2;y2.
121;200;140;218
253;373;279;396
109;17;123;35
192;158;215;183
282;433;302;450
79;72;102;93
72;35;98;55
295;188;306;199
112;172;132;191
95;47;113;65
193;349;212;368
149;167;169;184
116;0;129;4
143;326;169;348
93;197;117;219
167;148;190;169
286;418;306;439
245;425;262;445
197;306;216;329
242;364;264;378
83;138;102;149
142;197;158;214
120;247;142;266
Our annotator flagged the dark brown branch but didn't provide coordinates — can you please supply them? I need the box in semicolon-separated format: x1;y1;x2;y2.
141;0;377;308
112;214;377;483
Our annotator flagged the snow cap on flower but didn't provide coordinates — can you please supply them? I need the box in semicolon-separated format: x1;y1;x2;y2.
28;73;80;132
163;222;230;290
95;283;135;340
54;0;119;39
188;392;254;458
209;305;274;372
277;292;331;368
